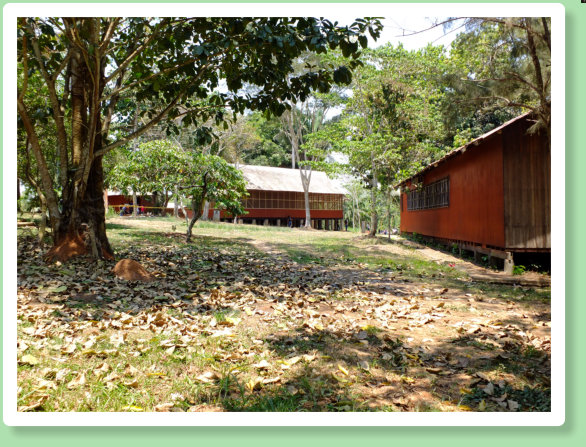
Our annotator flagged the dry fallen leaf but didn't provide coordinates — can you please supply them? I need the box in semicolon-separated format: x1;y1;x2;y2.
67;372;86;389
124;363;139;377
103;371;120;383
121;405;144;412
154;403;174;412
253;359;270;370
124;378;139;388
36;378;57;390
20;354;39;366
18;394;49;412
482;382;495;396
507;400;520;411
246;378;263;392
338;364;349;376
195;371;219;383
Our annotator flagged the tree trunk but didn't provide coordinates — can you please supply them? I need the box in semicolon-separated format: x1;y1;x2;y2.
186;196;204;242
179;198;189;225
173;186;179;218
132;191;138;217
47;155;114;262
367;160;378;238
38;197;47;247
161;190;170;216
299;168;312;229
387;193;392;241
48;38;114;262
201;201;210;221
17;178;21;213
355;194;360;231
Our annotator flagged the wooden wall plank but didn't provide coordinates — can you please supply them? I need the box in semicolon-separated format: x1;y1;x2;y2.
502;120;551;249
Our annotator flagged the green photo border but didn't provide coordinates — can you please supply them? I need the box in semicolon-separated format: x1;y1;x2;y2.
2;0;580;445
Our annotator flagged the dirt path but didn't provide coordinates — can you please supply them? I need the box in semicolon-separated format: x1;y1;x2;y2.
248;238;290;259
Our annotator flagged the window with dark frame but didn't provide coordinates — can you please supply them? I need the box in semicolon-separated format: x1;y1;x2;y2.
406;177;449;211
239;191;345;211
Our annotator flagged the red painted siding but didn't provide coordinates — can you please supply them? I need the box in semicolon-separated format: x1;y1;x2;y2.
400;136;505;248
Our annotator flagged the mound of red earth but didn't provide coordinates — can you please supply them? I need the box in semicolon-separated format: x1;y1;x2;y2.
45;234;88;263
112;259;154;282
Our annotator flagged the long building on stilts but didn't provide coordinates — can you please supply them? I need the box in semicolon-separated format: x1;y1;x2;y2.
210;165;346;230
396;112;551;273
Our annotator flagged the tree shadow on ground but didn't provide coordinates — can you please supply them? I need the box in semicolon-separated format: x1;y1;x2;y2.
16;227;551;412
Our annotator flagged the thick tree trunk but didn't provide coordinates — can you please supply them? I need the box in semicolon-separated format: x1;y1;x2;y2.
48;155;114;262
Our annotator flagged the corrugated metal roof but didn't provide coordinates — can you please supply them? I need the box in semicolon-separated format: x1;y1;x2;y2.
396;112;533;187
239;165;347;194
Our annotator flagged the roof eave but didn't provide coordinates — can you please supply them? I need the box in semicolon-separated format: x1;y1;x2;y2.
395;111;533;189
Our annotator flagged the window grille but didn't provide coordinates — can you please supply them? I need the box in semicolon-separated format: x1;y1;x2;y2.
406;177;449;211
240;191;344;211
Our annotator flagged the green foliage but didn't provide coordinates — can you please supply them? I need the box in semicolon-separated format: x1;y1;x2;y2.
17;17;382;249
108;140;185;196
513;265;527;276
237;113;291;167
446;18;551;136
180;152;248;220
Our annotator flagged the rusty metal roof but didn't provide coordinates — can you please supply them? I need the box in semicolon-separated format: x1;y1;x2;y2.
396;112;533;187
239;165;347;194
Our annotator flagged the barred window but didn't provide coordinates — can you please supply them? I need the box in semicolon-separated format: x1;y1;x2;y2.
406;177;449;211
241;191;343;210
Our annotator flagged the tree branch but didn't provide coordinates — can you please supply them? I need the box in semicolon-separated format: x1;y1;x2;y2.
104;19;169;85
95;79;198;158
26;21;69;192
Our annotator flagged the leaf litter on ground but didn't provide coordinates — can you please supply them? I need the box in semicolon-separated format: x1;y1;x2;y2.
16;221;551;412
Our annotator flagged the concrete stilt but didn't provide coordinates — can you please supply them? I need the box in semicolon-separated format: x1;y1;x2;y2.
504;252;514;275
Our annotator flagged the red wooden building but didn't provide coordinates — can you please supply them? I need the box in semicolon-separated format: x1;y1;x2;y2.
397;113;550;272
105;165;347;230
211;165;346;230
103;192;159;214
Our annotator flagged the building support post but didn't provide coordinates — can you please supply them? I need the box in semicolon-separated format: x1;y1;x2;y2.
504;252;514;275
474;250;482;263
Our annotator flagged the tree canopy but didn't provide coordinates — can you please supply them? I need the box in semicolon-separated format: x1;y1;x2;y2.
17;17;382;259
